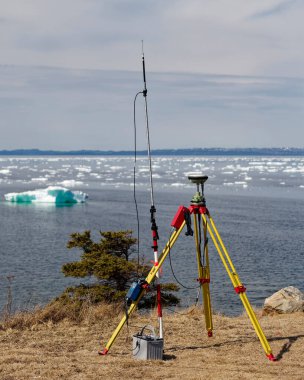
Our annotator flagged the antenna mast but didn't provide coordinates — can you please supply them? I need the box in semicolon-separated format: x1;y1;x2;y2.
141;41;155;208
141;42;162;339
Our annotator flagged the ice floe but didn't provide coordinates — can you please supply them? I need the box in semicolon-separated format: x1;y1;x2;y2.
0;156;304;197
31;177;48;182
4;186;88;204
59;180;84;187
75;166;91;173
0;169;10;175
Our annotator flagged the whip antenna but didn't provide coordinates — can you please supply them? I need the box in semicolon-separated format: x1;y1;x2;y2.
141;42;155;209
141;42;159;244
141;42;162;338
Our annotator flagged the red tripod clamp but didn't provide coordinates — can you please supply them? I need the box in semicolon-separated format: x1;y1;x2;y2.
234;285;246;294
197;278;210;284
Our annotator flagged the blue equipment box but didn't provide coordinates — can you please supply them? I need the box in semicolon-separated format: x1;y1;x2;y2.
126;281;142;302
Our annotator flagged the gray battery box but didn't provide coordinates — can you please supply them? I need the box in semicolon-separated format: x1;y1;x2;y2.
132;325;164;360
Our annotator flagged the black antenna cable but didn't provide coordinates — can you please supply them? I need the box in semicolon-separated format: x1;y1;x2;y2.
133;90;142;275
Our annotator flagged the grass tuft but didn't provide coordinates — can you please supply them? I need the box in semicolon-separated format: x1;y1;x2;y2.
0;299;120;330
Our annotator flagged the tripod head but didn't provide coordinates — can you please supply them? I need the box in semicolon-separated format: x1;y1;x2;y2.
187;172;208;205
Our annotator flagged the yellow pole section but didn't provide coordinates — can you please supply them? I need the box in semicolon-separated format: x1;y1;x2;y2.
193;213;213;333
203;219;210;271
208;216;238;275
104;293;144;351
203;215;273;356
201;214;238;287
202;280;213;333
146;221;185;284
240;293;272;354
202;218;213;333
103;222;185;353
193;214;204;288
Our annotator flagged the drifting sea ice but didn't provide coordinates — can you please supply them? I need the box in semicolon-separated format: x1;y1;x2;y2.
4;186;88;204
59;180;84;187
0;169;10;175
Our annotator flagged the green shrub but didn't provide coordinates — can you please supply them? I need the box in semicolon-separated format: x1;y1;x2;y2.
61;230;179;308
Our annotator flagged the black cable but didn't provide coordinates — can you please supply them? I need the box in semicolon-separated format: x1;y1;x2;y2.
184;209;193;236
131;341;140;353
133;91;143;277
167;230;200;290
203;226;208;268
161;288;200;316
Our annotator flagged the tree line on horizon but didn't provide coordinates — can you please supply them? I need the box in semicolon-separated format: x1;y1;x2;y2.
1;147;303;156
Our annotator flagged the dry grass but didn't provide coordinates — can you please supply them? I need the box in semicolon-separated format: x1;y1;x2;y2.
0;305;303;380
0;300;120;330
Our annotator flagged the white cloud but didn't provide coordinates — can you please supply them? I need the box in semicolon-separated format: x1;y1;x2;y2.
0;1;303;76
0;65;303;150
0;1;303;150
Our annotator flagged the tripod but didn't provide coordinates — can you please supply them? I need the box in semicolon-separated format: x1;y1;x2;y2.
99;173;276;361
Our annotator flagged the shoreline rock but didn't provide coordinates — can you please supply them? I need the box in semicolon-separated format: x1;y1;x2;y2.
263;286;304;314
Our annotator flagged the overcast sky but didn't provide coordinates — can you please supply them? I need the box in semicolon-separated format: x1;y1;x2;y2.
0;0;303;150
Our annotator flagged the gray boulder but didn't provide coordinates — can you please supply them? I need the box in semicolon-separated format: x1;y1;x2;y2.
263;286;304;314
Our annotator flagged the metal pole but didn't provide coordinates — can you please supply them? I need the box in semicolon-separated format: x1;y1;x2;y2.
142;51;155;208
141;45;162;339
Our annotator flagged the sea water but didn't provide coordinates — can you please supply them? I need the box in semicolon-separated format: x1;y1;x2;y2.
0;156;303;315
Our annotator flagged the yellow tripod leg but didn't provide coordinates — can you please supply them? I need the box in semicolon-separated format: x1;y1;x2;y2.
193;213;213;337
99;292;144;355
202;217;213;336
100;221;186;355
201;212;275;361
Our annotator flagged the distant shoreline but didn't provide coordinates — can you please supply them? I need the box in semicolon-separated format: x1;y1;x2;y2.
1;148;304;156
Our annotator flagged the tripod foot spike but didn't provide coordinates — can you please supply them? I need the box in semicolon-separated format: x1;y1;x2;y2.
266;353;276;361
98;348;109;356
207;330;213;337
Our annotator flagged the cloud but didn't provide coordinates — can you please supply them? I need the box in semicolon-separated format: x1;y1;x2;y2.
0;1;303;77
0;65;303;150
0;1;303;150
249;0;299;19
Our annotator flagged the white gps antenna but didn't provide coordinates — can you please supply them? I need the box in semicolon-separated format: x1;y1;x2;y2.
187;172;208;205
